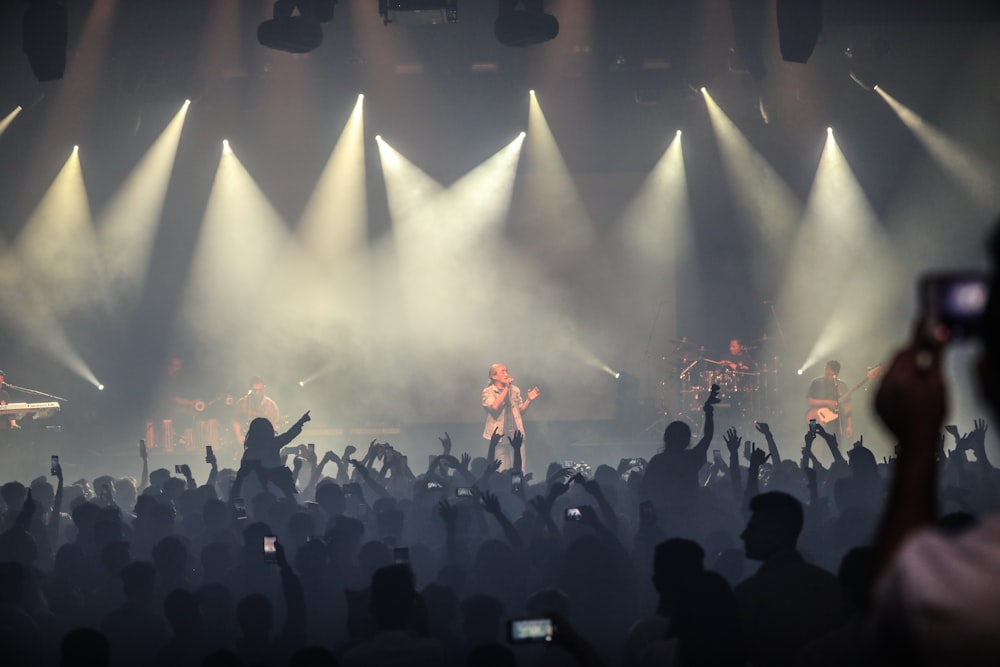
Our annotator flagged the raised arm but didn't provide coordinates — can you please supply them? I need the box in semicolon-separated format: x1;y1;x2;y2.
869;335;945;601
138;439;149;493
754;421;782;465
692;385;721;456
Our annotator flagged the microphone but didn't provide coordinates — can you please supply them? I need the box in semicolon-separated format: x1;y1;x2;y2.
247;389;254;396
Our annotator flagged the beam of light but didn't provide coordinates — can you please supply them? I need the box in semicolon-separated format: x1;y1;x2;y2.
781;130;901;375
702;89;802;279
97;99;190;303
298;94;367;263
876;85;1000;211
178;145;293;350
521;91;596;268
378;134;527;348
393;132;526;254
4;148;104;316
0;149;101;386
613;132;693;392
0;106;22;137
376;137;445;218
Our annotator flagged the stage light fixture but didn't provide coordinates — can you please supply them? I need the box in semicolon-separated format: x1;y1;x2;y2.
379;0;457;25
258;0;338;53
22;0;67;82
495;0;558;47
776;0;821;63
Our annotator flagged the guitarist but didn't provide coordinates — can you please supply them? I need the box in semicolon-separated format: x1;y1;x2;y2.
806;360;852;438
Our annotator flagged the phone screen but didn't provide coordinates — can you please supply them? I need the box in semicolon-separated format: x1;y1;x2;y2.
507;618;554;644
263;535;278;563
394;547;409;564
511;473;523;492
456;487;473;497
50;455;59;475
921;272;989;343
565;507;583;522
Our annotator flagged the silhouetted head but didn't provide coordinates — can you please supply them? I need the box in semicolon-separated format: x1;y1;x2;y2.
663;420;692;451
60;627;110;667
740;491;804;561
460;594;504;645
236;593;273;638
467;642;516;667
164;588;201;635
653;538;705;598
370;564;416;631
246;417;275;445
120;561;157;606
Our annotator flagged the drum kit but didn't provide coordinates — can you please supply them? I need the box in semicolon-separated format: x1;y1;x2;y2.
663;337;780;419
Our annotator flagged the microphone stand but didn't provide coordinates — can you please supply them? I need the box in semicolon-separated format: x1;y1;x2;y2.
3;382;68;403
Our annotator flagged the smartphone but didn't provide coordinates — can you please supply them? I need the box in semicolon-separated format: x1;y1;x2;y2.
263;535;278;563
174;464;183;474
713;449;723;462
233;497;248;520
456;486;474;498
563;460;575;469
394;547;410;565
564;507;583;522
50;455;59;475
921;271;989;343
511;473;523;493
809;418;817;432
206;445;213;457
507;617;554;644
426;481;443;490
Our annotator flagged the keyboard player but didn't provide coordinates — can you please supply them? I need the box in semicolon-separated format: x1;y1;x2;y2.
0;369;21;430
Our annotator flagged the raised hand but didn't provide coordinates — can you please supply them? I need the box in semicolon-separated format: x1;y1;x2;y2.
945;424;961;440
704;384;721;412
438;432;452;455
754;421;772;437
748;443;770;468
460;452;471;471
724;427;742;456
489;428;502;450
437;499;457;527
972;418;989;445
527;386;540;401
508;430;524;451
296;410;311;426
139;440;148;461
343;444;357;460
480;490;502;515
179;464;192;478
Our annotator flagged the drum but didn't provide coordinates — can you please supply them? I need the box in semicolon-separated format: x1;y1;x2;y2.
734;371;760;393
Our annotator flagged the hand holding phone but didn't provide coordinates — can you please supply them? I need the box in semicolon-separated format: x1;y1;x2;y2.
507;617;554;644
263;535;278;564
920;271;989;343
50;455;59;476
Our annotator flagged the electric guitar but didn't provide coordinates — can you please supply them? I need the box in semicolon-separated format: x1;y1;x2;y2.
805;365;885;426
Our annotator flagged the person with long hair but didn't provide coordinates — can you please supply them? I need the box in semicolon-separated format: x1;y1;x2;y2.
230;410;311;500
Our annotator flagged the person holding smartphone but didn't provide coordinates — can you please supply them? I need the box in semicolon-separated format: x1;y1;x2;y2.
482;363;540;473
868;221;998;664
231;409;312;500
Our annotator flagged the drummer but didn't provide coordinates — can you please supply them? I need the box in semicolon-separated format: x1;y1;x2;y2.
720;338;757;372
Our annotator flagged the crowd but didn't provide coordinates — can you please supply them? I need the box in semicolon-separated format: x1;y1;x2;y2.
0;222;997;667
